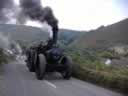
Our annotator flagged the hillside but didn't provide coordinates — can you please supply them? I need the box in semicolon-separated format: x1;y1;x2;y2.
71;18;128;48
58;29;84;45
0;24;49;42
0;24;84;44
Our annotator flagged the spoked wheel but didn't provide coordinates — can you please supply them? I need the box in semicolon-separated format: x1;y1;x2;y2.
61;56;73;80
35;54;46;80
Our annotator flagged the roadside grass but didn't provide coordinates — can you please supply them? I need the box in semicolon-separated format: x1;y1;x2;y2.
65;48;128;94
0;49;8;65
0;49;7;96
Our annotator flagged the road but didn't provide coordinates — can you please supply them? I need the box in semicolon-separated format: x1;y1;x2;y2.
1;61;123;96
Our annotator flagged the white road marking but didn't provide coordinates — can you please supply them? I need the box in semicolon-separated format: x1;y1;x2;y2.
21;79;27;96
44;80;57;88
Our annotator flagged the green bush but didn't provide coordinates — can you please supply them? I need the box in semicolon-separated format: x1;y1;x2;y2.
98;51;113;58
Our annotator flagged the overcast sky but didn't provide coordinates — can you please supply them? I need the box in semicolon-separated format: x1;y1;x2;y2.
15;0;128;31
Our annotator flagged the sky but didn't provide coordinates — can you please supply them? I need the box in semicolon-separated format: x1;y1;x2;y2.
14;0;128;31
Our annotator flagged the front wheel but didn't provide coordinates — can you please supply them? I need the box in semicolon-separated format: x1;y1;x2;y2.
35;54;46;80
61;56;73;80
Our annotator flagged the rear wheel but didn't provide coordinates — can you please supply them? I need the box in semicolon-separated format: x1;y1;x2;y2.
61;56;73;80
27;49;35;72
35;54;46;80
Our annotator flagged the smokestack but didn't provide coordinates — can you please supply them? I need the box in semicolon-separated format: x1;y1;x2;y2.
20;0;59;44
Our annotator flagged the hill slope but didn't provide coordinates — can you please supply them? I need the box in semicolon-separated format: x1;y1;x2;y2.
0;24;84;44
0;24;49;42
71;18;128;48
58;29;84;45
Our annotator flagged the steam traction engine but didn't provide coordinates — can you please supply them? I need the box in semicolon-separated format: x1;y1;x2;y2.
26;25;73;80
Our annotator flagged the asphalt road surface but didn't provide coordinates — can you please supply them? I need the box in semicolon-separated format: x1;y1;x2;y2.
1;61;123;96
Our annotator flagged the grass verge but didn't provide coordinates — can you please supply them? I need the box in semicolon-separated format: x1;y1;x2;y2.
72;63;128;94
65;48;128;94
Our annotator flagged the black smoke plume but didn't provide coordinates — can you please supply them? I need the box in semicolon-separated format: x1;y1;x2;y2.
0;0;14;23
0;0;59;44
20;0;59;44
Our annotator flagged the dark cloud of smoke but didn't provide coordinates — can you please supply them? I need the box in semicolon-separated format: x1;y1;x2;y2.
0;0;59;44
0;0;14;23
0;0;13;9
20;0;59;44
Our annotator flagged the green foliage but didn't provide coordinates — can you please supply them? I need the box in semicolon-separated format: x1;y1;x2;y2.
73;64;128;94
98;51;114;58
0;48;8;64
